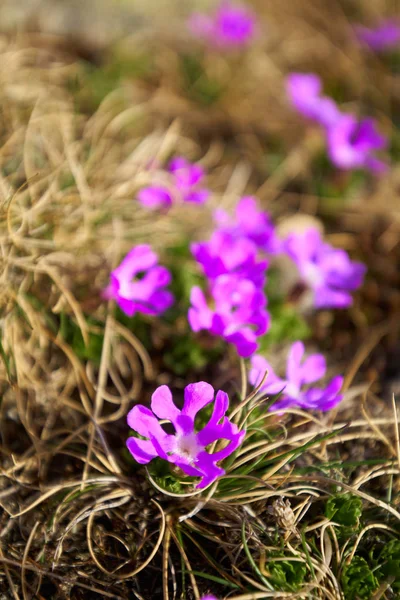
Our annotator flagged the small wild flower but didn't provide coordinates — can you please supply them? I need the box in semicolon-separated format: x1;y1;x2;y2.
249;341;344;411
138;157;209;209
188;274;270;358
283;228;366;309
286;73;340;127
126;382;245;488
286;73;388;173
191;229;268;287
327;114;388;173
355;19;400;51
103;245;174;317
189;0;257;49
214;196;281;254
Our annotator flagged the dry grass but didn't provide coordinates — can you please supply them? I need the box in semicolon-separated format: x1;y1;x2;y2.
0;1;399;597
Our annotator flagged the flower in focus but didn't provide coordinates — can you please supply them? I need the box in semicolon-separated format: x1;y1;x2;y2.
283;228;366;309
327;115;388;173
191;230;268;287
355;19;400;51
189;1;257;49
138;157;209;209
286;73;340;127
188;274;269;358
214;196;281;254
169;157;210;204
249;341;344;412
126;382;245;488
103;245;174;317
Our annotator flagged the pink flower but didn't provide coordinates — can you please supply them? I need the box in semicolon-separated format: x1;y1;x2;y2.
189;1;257;49
126;382;245;488
103;245;173;317
188;274;269;358
138;157;209;210
286;73;340;127
355;19;400;51
283;228;366;309
249;342;344;412
214;196;281;254
327;115;388;173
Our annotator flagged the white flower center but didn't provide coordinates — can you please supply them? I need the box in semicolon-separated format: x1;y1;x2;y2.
303;262;323;287
174;432;201;464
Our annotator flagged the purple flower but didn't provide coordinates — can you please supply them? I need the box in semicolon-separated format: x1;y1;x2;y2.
126;382;245;488
169;157;210;205
286;73;340;128
214;196;281;254
103;245;174;317
249;342;344;412
188;274;269;358
355;20;400;51
327;114;388;173
137;186;173;209
138;157;209;210
189;1;256;49
201;597;218;600
191;230;267;287
283;228;366;309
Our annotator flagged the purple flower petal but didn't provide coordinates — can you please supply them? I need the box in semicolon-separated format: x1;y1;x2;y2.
286;341;305;388
182;382;215;420
126;437;158;464
138;186;173;209
151;385;181;425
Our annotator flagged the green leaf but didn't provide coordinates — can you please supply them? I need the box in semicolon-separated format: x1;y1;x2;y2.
268;559;307;591
325;493;363;528
378;539;400;590
341;556;379;600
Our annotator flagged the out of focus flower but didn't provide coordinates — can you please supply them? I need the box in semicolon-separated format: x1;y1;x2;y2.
214;196;281;253
200;596;218;600
327;115;388;173
355;19;400;51
137;186;173;209
249;342;343;412
189;1;256;49
188;274;269;357
138;157;209;209
191;230;267;287
286;73;340;127
169;157;210;204
103;245;173;317
283;228;366;309
126;382;245;488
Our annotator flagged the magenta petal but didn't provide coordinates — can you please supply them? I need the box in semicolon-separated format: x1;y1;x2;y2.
151;385;181;424
138;186;173;209
127;405;168;439
300;353;326;384
126;437;158;464
286;341;305;387
209;390;229;425
182;382;215;419
194;454;225;488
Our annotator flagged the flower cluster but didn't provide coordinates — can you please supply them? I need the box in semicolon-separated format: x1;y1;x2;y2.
287;73;388;173
126;382;245;488
103;245;173;317
138;157;209;209
249;341;344;412
355;19;400;52
283;228;366;309
189;1;256;49
188;197;275;357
